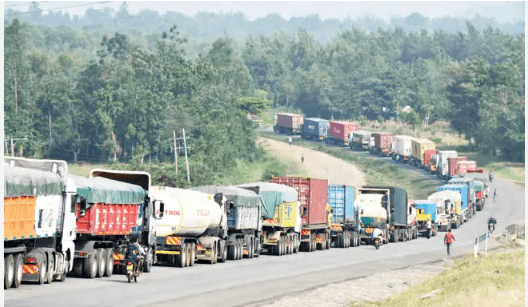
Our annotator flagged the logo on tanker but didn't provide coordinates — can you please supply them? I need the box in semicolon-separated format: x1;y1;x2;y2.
157;210;181;216
196;209;210;217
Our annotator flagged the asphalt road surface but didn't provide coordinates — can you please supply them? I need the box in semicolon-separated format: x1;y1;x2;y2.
5;150;524;306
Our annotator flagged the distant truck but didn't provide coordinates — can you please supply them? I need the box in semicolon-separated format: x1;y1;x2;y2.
325;121;357;147
392;135;415;163
191;185;263;260
447;177;479;218
151;186;228;267
438;184;468;229
328;185;361;248
426;152;439;174
302;118;329;141
446;157;468;181
357;186;417;244
239;182;301;256
410;139;436;168
436;150;458;180
473;180;487;211
274;113;304;135
427;190;462;232
4;157;76;289
456;161;483;175
369;132;394;157
414;201;439;237
350;130;374;151
270;177;331;252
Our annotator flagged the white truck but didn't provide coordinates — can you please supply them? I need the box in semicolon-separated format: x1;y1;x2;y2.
391;135;415;163
427;190;462;231
436;150;458;180
4;157;77;289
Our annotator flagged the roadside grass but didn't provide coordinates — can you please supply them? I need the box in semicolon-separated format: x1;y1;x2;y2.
352;249;525;307
258;131;439;199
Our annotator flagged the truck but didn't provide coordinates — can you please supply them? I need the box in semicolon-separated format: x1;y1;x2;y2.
410;138;436;167
427;190;462;231
426;152;439;173
238;182;301;256
446;157;468;181
357;186;417;244
325;121;357;147
274;113;304;135
473;180;487;211
447;177;478;218
151;186;228;267
436;150;458;179
191;185;263;260
269;177;331;252
328;185;361;248
456;161;483;175
391;135;414;163
350;130;374;151
302;118;329;141
4;157;76;289
69;169;159;278
414;201;439;237
369;132;394;157
438;184;468;229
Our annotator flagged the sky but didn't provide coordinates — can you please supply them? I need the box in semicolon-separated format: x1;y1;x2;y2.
3;1;526;23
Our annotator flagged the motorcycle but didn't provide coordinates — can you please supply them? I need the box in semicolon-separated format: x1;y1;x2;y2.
488;217;497;234
374;237;382;250
126;256;144;283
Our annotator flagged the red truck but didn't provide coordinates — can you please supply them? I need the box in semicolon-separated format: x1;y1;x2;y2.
269;176;331;252
457;161;483;174
274;113;304;135
370;132;394;156
446;157;467;181
325;121;357;147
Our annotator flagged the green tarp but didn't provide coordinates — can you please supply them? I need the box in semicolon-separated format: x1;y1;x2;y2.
473;180;485;192
4;165;65;197
238;182;298;220
190;185;261;208
69;175;146;205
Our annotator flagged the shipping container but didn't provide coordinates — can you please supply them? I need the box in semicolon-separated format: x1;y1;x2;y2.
410;139;436;166
473;180;486;211
325;121;357;147
392;135;414;162
350;130;373;150
423;149;438;169
274;113;304;135
370;132;394;156
438;184;468;212
302;118;329;141
328;185;361;248
457;161;477;175
437;150;458;179
447;157;468;178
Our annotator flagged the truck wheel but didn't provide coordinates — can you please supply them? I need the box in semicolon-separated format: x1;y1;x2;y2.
144;249;153;273
73;259;83;277
279;239;284;256
190;243;197;266
208;244;216;265
4;254;14;289
58;256;68;282
239;240;244;260
37;254;48;285
312;236;317;252
13;254;23;288
227;245;235;260
104;248;113;276
218;243;226;263
289;237;294;254
185;244;192;267
96;249;105;278
46;254;54;284
83;253;97;279
393;230;399;243
248;237;254;258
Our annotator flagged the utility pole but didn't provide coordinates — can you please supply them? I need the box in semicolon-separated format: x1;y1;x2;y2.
173;130;178;175
182;128;190;183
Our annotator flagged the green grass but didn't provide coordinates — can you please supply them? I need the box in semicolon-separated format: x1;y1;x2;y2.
355;249;525;307
258;131;439;199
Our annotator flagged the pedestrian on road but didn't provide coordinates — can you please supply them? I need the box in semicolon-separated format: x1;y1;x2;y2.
426;219;432;239
444;229;455;256
288;137;292;146
301;153;305;164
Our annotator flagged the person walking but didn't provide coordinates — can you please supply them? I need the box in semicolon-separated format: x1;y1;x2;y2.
301;153;305;164
493;189;497;202
426;219;432;239
444;229;455;256
288;137;292;146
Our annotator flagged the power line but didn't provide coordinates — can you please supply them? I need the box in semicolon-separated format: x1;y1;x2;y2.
5;1;110;17
4;1;49;8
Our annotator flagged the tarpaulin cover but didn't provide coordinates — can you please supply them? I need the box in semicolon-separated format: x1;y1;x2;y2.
69;174;146;205
238;182;298;219
4;165;65;197
190;185;261;207
473;180;485;192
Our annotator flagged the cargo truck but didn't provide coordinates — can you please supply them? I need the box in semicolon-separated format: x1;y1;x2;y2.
410;139;436;167
328;185;361;248
447;177;478;218
274;113;304;135
325;121;357;147
391;135;414;163
357;186;417;244
446;157;468;181
269;177;331;252
4;157;76;289
426;152;439;173
456;161;483;175
436;151;458;179
238;182;301;256
69;169;159;278
350;130;374;151
414;201;439;237
302;118;329;141
191;185;263;260
427;190;461;231
151;187;229;267
473;180;487;211
438;184;468;228
369;132;394;157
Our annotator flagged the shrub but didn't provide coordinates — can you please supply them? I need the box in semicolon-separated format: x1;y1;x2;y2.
377;115;385;124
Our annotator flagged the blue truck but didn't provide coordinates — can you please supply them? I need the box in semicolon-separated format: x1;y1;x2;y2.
415;201;438;237
327;185;361;248
301;118;329;141
438;184;468;229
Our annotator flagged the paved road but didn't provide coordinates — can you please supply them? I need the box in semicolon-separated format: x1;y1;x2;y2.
5;148;524;306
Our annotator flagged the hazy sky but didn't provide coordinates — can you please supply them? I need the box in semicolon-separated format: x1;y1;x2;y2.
4;1;525;23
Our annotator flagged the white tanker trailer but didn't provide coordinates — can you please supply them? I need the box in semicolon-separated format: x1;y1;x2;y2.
151;186;229;268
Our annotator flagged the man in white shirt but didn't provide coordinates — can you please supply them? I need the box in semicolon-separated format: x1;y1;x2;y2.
371;228;383;247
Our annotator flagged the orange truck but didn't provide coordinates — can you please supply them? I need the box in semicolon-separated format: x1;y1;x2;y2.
4;157;77;289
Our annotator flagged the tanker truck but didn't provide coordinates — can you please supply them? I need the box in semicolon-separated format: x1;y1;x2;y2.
151;186;228;266
238;182;301;256
4;157;76;289
356;192;388;244
191;185;263;260
427;190;462;231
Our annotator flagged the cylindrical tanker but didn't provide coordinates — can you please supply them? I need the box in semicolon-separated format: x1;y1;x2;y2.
356;194;388;228
151;186;223;238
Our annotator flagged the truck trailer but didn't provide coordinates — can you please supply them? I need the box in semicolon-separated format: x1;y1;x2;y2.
4;157;76;289
447;177;478;218
239;182;301;256
410;139;436;167
325;121;357;147
328;185;361;248
274;113;304;135
369;132;394;157
427;190;461;231
425;151;439;173
302;118;329;141
350;130;374;151
436;150;458;180
391;135;414;163
446;157;468;181
438;184;468;229
269;177;331;252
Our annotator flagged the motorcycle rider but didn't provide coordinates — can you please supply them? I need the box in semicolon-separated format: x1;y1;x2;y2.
126;236;146;269
371;228;383;248
489;170;494;182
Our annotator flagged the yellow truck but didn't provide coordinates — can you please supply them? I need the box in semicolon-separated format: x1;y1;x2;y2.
410;138;436;168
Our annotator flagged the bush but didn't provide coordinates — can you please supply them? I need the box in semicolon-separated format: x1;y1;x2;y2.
431;137;443;144
359;115;368;127
261;162;286;181
377;115;385;124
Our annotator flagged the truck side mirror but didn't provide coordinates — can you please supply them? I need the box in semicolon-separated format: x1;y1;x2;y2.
361;209;364;215
159;202;165;218
302;207;308;217
228;202;234;214
79;197;87;217
391;206;395;214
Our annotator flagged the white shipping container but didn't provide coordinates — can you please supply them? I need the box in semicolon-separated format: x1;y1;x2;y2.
393;135;414;157
438;151;458;176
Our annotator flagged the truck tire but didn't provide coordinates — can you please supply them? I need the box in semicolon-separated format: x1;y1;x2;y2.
46;254;54;284
58;255;68;282
228;245;236;260
96;249;105;278
289;237;294;254
83;253;97;279
239;239;244;260
13;254;23;288
209;244;216;265
190;243;197;266
39;253;48;284
312;236;317;252
73;259;83;277
185;244;191;267
4;254;14;289
393;230;399;243
218;242;226;263
143;248;153;273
